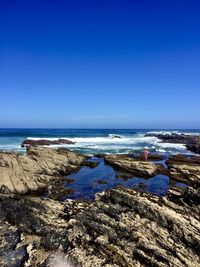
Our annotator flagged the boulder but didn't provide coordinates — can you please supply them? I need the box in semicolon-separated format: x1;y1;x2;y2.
21;138;75;147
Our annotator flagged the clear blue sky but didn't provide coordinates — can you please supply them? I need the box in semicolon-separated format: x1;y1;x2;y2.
0;0;200;128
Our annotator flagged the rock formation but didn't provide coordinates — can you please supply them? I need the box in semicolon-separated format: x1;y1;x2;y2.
167;154;200;187
21;138;75;147
145;133;200;154
0;147;87;194
0;148;200;266
67;186;200;267
104;154;165;177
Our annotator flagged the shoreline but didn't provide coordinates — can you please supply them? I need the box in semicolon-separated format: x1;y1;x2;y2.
0;145;200;266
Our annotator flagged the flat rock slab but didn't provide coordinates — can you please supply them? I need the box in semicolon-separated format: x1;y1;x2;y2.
104;154;164;177
0;147;87;194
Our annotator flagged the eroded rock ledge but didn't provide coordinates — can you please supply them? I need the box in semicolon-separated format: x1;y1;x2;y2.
103;154;166;178
0;147;87;194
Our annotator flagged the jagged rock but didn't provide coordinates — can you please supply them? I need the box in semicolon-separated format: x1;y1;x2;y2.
21;138;75;147
1;184;200;266
1;196;88;252
0;147;87;194
167;155;200;187
167;186;200;219
104;154;165;177
67;187;200;267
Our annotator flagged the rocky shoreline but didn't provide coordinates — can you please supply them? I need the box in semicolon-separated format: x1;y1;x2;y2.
0;147;200;266
145;133;200;154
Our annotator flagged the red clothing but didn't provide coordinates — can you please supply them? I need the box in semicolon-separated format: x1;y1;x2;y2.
144;149;149;161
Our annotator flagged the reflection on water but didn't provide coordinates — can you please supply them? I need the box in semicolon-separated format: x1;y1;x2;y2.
64;158;171;200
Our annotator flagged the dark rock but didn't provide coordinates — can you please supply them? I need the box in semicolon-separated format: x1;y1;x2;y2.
1;196;88;252
21;138;75;147
0;245;28;267
145;133;200;154
85;161;99;168
97;179;108;184
64;177;75;184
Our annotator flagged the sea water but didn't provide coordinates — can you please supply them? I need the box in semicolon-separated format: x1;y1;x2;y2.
0;128;199;155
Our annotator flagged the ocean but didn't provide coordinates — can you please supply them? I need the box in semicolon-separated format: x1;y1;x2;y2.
0;128;199;155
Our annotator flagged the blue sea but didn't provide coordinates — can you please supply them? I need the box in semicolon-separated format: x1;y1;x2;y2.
0;128;199;155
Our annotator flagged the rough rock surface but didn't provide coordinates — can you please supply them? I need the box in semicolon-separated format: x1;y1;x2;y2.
0;195;87;267
0;147;87;194
167;154;200;187
67;187;200;267
0;184;200;266
0;148;200;266
104;154;165;177
21;138;75;147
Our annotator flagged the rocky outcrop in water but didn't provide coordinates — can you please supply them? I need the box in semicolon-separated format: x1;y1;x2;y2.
145;133;200;154
21;138;75;147
104;154;165;177
0;147;87;194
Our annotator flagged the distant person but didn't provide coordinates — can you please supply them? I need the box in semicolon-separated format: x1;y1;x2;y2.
144;147;149;161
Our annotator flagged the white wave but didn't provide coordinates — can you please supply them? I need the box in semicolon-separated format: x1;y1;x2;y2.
146;130;182;135
183;132;200;136
156;148;166;153
27;137;71;141
157;143;186;149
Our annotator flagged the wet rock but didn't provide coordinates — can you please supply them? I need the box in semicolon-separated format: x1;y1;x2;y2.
0;147;87;194
97;179;108;184
0;245;28;267
186;143;200;154
104;154;165;178
145;133;200;154
64;177;75;184
67;186;200;267
85;161;99;168
21;138;75;147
